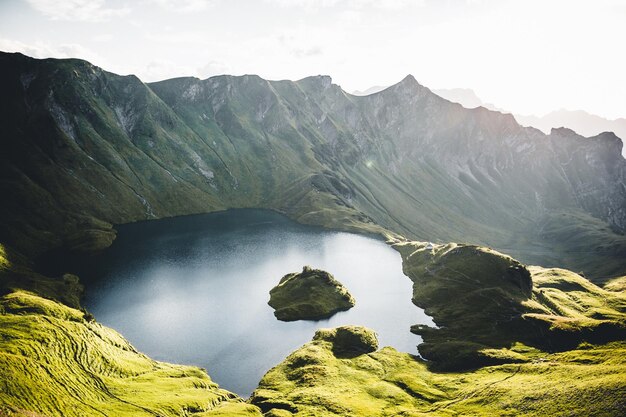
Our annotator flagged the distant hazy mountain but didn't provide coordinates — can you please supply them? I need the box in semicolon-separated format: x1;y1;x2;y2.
429;88;626;157
432;88;505;112
358;86;626;158
431;88;485;108
351;85;388;96
2;52;625;279
515;110;626;148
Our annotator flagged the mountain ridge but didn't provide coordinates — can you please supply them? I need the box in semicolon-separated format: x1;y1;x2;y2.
431;87;626;157
357;85;626;158
1;51;625;281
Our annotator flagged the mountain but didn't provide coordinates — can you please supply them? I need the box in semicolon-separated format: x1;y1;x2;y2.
354;86;504;111
1;52;625;281
429;88;626;158
351;85;388;96
432;87;503;111
516;109;626;152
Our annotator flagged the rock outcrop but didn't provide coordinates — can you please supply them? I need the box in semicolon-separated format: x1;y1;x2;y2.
313;325;378;355
268;266;355;321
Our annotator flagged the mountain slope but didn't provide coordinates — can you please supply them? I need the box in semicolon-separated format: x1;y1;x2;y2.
1;52;625;282
150;73;626;279
251;335;626;417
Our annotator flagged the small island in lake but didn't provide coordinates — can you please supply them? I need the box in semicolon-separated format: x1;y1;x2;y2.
268;266;356;321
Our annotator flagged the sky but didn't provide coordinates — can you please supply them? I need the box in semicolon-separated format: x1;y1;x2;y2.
1;0;625;119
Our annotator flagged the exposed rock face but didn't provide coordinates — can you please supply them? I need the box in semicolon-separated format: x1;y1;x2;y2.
1;51;625;279
268;266;355;321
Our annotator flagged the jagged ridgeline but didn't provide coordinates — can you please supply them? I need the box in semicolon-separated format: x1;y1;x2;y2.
1;51;625;280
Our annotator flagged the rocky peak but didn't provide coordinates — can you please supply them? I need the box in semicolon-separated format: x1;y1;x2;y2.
390;74;422;91
399;74;419;86
313;75;332;89
550;126;581;138
382;74;432;104
296;75;333;93
591;131;624;157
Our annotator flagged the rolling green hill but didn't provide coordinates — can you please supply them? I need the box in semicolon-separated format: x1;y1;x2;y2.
3;237;624;416
393;241;626;369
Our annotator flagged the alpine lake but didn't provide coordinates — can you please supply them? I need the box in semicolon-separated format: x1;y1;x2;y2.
80;209;434;396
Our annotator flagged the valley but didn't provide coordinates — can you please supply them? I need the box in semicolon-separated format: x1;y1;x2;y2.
1;52;625;416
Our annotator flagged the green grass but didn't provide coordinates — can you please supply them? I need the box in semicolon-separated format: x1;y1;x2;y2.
0;289;260;417
605;276;626;292
392;240;626;369
0;243;83;308
250;242;626;415
251;328;626;416
2;237;625;416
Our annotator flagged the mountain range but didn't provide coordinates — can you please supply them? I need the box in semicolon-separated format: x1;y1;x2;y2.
1;51;625;281
356;86;626;158
434;88;626;158
516;109;626;153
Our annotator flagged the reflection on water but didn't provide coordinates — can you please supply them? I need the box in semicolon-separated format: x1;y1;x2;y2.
82;209;434;397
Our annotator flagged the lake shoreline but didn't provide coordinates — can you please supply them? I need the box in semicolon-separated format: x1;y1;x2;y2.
78;208;433;396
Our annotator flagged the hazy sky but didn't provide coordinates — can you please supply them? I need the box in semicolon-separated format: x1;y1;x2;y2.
1;0;624;119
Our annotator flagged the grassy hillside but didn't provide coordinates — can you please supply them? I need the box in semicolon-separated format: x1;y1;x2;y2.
0;245;261;416
250;242;626;416
2;231;625;415
0;289;260;417
393;241;626;369
251;327;626;416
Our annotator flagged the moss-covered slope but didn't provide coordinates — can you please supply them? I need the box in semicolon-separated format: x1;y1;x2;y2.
249;242;626;415
268;266;355;321
0;289;261;417
1;235;625;416
393;241;626;369
246;242;626;417
250;326;626;416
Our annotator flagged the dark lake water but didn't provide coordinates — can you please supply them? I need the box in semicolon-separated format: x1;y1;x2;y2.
81;209;434;397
